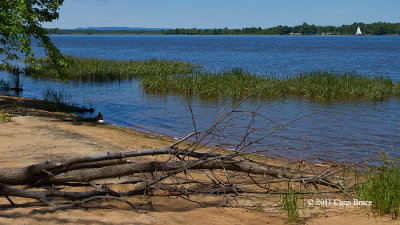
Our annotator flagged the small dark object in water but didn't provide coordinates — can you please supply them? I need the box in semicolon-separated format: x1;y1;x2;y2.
95;112;103;120
78;112;104;122
95;112;104;123
10;87;23;92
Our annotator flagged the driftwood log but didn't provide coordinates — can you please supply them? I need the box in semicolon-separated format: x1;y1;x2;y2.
0;146;343;210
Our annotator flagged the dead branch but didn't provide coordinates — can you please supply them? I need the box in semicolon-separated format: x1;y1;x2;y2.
54;196;139;212
0;184;119;206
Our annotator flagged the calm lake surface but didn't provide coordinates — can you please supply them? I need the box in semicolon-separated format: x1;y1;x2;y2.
1;35;399;164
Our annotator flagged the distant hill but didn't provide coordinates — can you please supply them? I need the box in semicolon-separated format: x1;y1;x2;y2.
74;27;170;30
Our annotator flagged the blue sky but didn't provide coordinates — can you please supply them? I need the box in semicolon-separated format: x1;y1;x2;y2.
43;0;400;29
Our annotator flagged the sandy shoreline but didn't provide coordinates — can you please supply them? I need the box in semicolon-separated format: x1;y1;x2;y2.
0;94;396;224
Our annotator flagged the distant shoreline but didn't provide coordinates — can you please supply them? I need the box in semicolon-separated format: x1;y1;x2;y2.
46;22;400;36
47;33;400;36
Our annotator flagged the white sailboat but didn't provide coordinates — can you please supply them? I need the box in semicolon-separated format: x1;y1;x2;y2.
355;26;362;36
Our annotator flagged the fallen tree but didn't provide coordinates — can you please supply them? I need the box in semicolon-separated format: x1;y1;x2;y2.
0;144;345;210
0;78;348;211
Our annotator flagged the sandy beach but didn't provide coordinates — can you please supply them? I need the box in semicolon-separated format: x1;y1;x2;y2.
0;94;396;225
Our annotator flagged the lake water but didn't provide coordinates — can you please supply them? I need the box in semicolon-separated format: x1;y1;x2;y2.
1;35;399;165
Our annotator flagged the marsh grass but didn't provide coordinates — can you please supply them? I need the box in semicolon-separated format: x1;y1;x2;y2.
9;56;400;101
43;88;71;104
0;79;10;89
0;74;23;92
356;158;400;219
24;56;196;82
140;69;400;101
11;73;23;91
41;88;94;113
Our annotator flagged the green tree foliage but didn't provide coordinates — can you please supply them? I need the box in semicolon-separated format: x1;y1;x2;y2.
0;0;66;76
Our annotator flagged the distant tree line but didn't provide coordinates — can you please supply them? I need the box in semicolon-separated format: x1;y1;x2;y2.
47;22;400;35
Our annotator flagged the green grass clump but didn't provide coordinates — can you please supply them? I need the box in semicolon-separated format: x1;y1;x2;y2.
24;56;196;82
0;112;11;122
140;69;400;101
280;182;301;224
356;159;400;218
